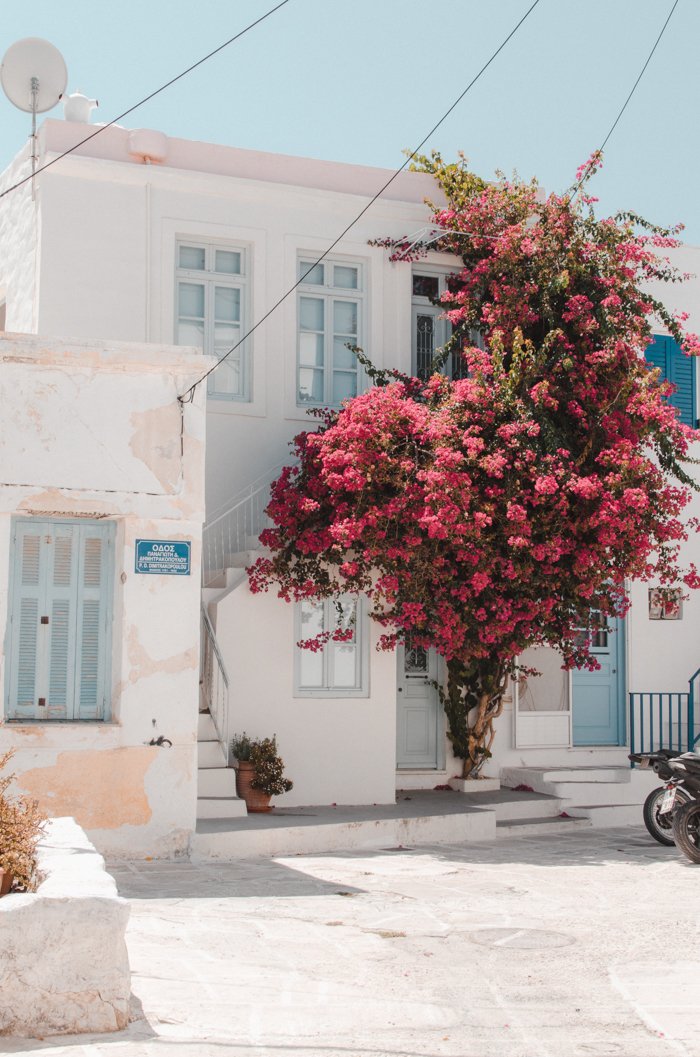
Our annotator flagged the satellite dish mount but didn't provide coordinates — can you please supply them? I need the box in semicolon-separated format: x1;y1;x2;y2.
1;38;68;195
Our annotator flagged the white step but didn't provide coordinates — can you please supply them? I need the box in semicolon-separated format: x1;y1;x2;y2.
496;815;592;838
465;790;564;821
576;804;645;828
502;766;630;790
545;780;645;807
197;713;217;740
198;767;239;798
198;740;227;768
197;796;248;820
225;549;259;570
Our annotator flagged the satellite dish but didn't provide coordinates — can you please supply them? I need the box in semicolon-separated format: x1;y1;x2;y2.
1;37;67;114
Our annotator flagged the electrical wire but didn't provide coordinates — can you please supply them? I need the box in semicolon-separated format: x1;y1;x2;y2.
573;0;679;197
178;0;542;402
0;0;291;200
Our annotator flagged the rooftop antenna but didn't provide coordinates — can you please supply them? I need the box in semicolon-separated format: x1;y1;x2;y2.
1;38;67;197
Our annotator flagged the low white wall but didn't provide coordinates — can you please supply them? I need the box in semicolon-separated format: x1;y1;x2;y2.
0;817;130;1037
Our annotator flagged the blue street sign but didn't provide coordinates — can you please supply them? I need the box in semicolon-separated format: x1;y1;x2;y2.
135;540;191;576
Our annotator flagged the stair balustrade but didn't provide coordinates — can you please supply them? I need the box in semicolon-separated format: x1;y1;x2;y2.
629;664;700;760
201;465;283;587
199;604;230;762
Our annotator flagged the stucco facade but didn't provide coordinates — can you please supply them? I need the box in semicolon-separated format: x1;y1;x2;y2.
0;333;207;856
0;115;699;836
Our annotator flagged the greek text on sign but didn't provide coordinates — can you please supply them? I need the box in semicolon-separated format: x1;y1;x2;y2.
135;540;191;576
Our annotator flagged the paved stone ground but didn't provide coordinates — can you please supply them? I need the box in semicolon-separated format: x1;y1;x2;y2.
4;825;700;1057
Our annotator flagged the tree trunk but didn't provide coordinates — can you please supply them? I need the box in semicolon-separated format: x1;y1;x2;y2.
441;657;509;778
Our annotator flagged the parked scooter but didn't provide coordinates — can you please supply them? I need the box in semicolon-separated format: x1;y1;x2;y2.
669;754;700;863
628;750;692;846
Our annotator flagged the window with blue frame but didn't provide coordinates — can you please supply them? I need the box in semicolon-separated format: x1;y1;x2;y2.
645;334;697;427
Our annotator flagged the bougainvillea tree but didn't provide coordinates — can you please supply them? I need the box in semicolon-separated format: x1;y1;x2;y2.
249;152;700;776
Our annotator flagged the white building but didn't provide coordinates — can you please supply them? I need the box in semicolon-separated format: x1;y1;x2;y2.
0;111;698;848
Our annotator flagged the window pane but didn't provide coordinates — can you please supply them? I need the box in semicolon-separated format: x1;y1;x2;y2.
215;286;241;323
215;250;241;275
300;297;324;332
331;601;358;688
214;322;240;350
334;265;358;289
179;246;205;270
333;339;357;370
177;320;204;348
413;274;439;299
298;368;324;404
333;300;357;336
332;371;357;404
299;332;324;367
299;601;325;686
209;353;242;398
299;261;324;285
416;313;434;380
178;282;205;318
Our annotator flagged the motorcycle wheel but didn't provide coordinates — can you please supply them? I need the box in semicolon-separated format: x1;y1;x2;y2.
642;786;691;846
672;799;700;864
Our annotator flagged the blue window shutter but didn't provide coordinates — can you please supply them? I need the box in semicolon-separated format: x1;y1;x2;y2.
7;520;114;721
74;524;113;720
645;334;697;427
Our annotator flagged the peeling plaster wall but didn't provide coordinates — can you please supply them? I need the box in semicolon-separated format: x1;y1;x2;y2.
0;333;207;857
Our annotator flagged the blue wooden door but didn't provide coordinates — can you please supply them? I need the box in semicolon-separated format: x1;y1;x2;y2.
6;520;114;721
572;616;625;745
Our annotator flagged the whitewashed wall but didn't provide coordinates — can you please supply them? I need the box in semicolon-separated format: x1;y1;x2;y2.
0;333;207;856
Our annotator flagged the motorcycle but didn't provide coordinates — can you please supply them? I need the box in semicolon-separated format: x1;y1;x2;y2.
628;750;692;846
669;753;700;863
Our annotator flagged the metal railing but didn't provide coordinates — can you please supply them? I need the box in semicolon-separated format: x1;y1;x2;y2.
200;604;230;761
629;665;700;759
202;465;282;586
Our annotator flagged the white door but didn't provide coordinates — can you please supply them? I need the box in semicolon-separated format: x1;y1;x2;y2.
396;644;441;769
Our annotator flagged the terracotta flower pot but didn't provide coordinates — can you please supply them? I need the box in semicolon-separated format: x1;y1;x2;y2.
235;761;273;813
0;868;14;897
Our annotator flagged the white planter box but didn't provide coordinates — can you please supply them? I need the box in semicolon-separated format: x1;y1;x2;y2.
448;776;501;794
0;817;130;1037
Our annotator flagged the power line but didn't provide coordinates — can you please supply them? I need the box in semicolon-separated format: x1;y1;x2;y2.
573;0;679;196
0;0;291;200
179;0;542;403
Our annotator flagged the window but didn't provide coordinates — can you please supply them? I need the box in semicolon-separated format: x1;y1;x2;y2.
295;597;368;695
297;258;364;406
412;270;481;381
6;519;115;721
645;334;697;427
175;241;250;401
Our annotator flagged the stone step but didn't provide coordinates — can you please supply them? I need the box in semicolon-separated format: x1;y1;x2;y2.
543;780;648;807
197;740;227;768
197;713;217;740
501;765;631;792
461;789;565;822
495;815;592;838
196;796;248;820
198;767;238;798
575;803;645;828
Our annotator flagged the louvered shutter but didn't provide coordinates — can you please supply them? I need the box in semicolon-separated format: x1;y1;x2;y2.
645;334;697;427
74;525;112;720
7;519;114;721
8;523;47;720
45;524;79;719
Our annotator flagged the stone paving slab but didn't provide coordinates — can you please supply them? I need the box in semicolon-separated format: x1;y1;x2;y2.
3;825;700;1057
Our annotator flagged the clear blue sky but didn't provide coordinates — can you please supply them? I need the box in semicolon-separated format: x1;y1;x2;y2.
1;0;698;241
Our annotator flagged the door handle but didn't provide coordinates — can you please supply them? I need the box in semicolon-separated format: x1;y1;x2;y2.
40;616;49;625
398;688;403;692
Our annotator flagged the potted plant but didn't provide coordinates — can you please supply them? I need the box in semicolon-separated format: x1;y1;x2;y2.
230;733;293;813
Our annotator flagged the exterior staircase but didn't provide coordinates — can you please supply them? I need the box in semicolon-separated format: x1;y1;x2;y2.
500;764;660;827
197;712;247;820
